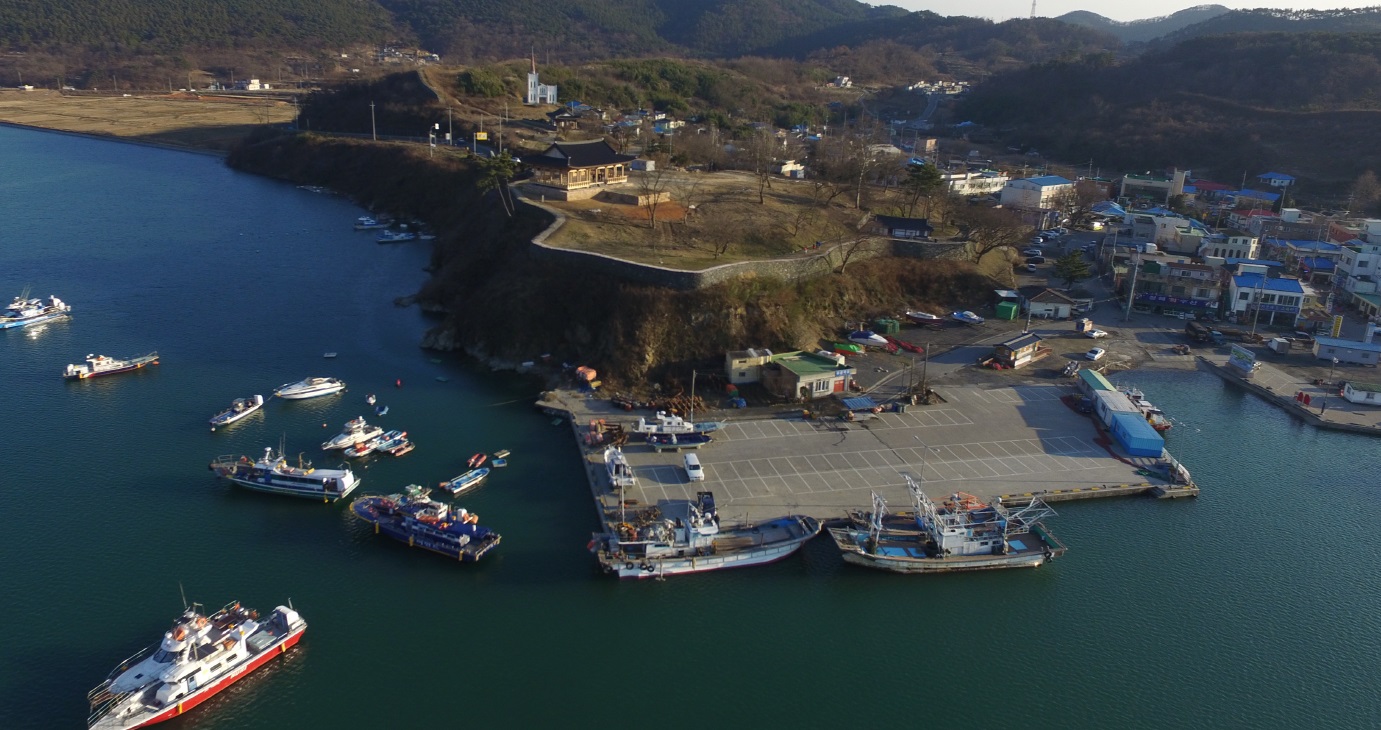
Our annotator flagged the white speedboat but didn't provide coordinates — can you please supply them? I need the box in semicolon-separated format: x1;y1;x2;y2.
439;467;489;495
353;216;388;230
209;394;264;430
322;416;383;450
86;601;307;730
273;377;345;400
847;330;890;347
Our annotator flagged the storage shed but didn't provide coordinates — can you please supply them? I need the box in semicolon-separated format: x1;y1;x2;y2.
1109;411;1165;457
1092;389;1140;428
1342;382;1381;405
1313;336;1381;366
1078;369;1114;397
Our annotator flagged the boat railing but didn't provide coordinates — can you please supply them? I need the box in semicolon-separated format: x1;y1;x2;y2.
88;688;140;726
1031;522;1067;553
87;643;154;721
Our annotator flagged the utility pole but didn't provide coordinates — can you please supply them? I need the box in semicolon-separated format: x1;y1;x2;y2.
1123;250;1140;321
1249;277;1266;336
370;101;377;141
921;343;930;396
446;106;453;146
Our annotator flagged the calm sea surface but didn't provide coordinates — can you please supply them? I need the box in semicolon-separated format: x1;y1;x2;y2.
4;126;1381;729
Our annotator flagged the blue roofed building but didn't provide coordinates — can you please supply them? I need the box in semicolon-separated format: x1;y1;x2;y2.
1228;273;1304;327
1257;171;1296;188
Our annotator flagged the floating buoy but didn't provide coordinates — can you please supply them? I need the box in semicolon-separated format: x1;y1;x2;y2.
395;379;402;388
322;423;328;428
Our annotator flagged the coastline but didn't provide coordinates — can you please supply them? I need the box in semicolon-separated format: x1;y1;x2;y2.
0;120;229;158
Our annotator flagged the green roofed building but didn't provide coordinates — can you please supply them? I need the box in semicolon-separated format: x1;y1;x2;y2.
761;351;856;401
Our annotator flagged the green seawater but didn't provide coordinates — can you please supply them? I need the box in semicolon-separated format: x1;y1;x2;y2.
4;126;1381;729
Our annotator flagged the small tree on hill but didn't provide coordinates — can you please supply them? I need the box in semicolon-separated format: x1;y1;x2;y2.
1053;251;1092;288
901;162;945;218
476;152;519;217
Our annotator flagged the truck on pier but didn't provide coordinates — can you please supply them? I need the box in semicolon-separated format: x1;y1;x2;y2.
1186;320;1224;344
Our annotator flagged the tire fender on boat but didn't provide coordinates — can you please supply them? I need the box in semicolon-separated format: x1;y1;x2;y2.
624;562;635;571
644;564;656;573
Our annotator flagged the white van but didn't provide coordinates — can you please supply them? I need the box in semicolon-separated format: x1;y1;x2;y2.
683;453;705;482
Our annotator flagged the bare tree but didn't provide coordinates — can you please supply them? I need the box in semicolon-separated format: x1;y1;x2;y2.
1351;171;1381;216
823;232;882;275
740;124;779;204
634;163;671;233
953;204;1027;264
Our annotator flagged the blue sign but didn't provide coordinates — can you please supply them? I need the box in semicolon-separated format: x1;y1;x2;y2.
1256;303;1300;314
1136;292;1215;308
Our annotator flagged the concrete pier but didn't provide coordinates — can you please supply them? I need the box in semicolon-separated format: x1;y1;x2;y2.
541;380;1198;529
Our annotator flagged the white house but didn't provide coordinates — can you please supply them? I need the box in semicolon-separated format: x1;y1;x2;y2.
999;175;1073;210
943;169;1008;197
1024;288;1079;319
1342;381;1381;405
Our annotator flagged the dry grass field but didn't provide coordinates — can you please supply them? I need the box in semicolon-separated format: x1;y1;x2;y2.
530;168;873;268
0;89;297;151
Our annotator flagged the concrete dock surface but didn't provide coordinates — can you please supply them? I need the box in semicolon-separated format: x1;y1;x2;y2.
558;381;1176;525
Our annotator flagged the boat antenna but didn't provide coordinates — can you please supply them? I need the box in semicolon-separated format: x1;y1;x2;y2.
178;582;188;610
690;369;696;423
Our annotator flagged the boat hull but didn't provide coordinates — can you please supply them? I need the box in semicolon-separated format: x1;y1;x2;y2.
215;473;357;501
209;397;265;428
599;516;820;579
274;386;344;400
66;358;158;380
837;548;1054;573
90;626;305;730
0;310;69;329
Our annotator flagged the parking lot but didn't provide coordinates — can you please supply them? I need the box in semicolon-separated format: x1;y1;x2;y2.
593;382;1150;522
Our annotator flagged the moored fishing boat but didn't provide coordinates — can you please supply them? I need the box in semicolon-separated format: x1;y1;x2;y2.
604;446;636;490
1122;387;1173;432
86;600;306;730
321;416;383;450
350;486;501;562
375;230;417;243
1;291;71;329
209;395;264;430
591;491;820;579
64;352;159;380
439;467;488;495
353;216;388;230
344;435;385;459
632;412;727;435
209;446;360;501
272;377;344;400
828;477;1066;573
374;430;408;455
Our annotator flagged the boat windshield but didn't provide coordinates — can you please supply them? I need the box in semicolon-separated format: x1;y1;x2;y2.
150;648;177;663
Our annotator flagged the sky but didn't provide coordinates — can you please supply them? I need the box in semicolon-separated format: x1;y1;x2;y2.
883;1;1368;23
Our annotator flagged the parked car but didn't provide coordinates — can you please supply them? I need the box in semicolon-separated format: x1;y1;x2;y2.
1085;329;1109;339
1026;256;1045;264
1026;263;1038;272
1023;248;1043;256
1085;347;1107;361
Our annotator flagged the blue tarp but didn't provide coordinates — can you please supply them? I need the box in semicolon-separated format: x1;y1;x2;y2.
842;396;879;410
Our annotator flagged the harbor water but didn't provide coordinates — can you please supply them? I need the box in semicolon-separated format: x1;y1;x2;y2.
4;125;1381;728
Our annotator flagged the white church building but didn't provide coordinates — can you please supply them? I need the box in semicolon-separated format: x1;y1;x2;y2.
526;58;557;106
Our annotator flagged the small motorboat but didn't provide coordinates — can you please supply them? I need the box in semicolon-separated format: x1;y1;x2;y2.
884;336;924;354
950;310;985;325
375;405;389;416
904;310;943;324
439;467;490;495
354;216;389;230
384;440;414;457
209;394;265;430
366;394;377;406
375;430;408;454
345;436;385;459
847;330;890;347
468;453;487;468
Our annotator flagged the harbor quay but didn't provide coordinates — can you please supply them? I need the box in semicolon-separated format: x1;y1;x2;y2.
542;380;1197;529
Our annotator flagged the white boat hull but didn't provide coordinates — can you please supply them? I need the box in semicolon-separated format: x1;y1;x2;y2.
608;538;811;579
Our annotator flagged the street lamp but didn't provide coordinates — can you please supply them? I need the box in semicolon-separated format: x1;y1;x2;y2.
1329;356;1339;385
915;437;940;483
427;123;439;159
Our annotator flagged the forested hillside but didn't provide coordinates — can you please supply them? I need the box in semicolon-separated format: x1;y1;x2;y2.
957;32;1381;192
1152;6;1381;46
0;0;390;49
1056;5;1229;43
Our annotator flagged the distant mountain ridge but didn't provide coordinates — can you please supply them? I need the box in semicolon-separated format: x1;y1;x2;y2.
1057;5;1229;43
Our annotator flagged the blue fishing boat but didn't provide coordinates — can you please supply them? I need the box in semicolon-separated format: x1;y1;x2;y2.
646;432;712;451
950;310;985;325
0;290;71;329
350;486;500;562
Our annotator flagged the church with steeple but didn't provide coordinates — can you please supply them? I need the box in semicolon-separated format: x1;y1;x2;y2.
525;53;557;106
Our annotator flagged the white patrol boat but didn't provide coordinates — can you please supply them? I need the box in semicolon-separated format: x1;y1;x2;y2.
87;601;307;729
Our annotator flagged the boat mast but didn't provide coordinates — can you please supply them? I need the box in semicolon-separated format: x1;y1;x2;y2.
689;369;696;423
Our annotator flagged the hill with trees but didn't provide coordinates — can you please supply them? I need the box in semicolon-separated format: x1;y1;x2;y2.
1151;6;1381;46
956;32;1381;196
1055;5;1229;43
